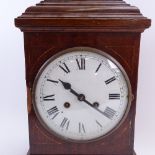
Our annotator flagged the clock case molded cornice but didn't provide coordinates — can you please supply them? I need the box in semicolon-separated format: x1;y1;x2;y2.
15;0;151;32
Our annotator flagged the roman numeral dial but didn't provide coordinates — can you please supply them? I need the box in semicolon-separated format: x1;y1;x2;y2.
34;49;130;142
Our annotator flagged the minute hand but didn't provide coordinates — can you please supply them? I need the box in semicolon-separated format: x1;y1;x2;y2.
59;79;105;116
82;98;105;116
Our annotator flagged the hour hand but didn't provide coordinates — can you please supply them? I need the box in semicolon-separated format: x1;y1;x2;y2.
59;79;71;90
59;79;80;98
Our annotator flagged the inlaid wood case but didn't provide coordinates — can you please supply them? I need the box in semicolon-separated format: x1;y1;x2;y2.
15;0;151;155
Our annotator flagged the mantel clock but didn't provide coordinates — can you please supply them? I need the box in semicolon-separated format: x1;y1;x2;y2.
15;0;151;155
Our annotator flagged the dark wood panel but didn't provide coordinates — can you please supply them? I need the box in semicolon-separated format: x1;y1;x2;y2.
24;32;140;154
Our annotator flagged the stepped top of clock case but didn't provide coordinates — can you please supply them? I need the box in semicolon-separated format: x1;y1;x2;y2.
15;0;151;32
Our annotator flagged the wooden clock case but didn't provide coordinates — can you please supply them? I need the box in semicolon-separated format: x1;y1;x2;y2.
15;0;151;155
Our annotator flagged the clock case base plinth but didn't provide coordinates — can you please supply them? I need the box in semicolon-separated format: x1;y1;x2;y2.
27;150;137;155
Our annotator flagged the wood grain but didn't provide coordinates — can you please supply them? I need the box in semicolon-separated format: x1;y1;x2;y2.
27;150;137;155
15;0;151;32
24;32;139;155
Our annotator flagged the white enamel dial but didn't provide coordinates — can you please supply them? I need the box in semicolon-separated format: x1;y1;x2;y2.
33;47;131;142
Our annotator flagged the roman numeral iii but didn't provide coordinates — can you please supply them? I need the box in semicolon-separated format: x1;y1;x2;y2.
76;58;85;70
109;94;120;100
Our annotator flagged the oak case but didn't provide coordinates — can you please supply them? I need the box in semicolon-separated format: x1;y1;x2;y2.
15;0;151;155
26;32;139;155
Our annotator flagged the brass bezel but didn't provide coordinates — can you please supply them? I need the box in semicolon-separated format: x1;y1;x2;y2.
32;47;132;143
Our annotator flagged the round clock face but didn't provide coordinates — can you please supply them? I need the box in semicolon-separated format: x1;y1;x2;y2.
33;47;131;142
